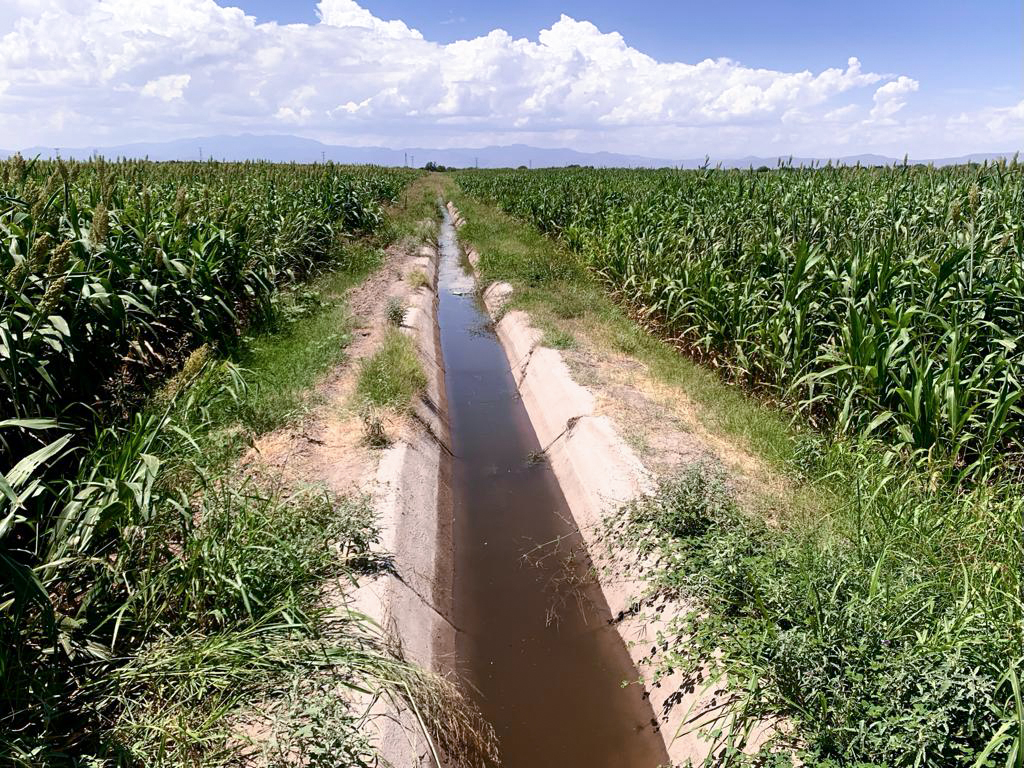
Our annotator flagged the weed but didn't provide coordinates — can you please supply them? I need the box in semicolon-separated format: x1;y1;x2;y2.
356;330;427;410
525;449;547;465
542;327;575;349
616;460;1023;766
387;297;406;327
361;405;391;448
408;268;430;290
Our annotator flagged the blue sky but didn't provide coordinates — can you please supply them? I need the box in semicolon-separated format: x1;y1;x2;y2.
233;0;1022;110
0;0;1020;157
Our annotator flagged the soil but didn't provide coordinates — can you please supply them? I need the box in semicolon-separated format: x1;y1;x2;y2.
562;336;791;510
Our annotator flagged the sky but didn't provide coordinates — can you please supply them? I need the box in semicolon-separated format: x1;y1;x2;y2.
0;0;1020;159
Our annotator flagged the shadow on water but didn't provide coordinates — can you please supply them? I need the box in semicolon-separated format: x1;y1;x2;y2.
438;204;669;767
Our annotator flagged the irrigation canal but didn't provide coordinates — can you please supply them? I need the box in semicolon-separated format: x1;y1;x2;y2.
437;205;668;767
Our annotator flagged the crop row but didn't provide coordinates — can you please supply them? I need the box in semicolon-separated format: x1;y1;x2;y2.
457;161;1024;475
2;158;413;441
0;158;416;759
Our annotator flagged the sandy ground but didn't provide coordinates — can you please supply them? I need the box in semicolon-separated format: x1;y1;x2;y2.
454;201;780;766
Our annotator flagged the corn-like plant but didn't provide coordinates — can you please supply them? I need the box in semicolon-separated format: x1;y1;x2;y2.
459;160;1024;766
0;158;422;762
457;159;1024;475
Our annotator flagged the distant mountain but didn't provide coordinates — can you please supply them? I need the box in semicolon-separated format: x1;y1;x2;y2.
13;135;673;168
3;134;1018;169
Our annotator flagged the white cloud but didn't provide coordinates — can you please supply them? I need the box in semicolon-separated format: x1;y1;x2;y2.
141;74;191;102
317;0;422;39
943;99;1024;150
869;75;919;121
0;0;1017;157
824;104;859;121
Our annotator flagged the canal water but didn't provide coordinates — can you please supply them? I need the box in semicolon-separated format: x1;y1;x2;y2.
437;205;668;768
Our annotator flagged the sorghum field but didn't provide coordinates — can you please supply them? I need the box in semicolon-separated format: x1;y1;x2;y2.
0;157;441;763
457;162;1024;766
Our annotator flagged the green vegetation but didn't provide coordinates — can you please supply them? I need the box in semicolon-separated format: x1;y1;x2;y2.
387;296;407;327
453;165;1024;766
457;161;1024;476
357;329;427;410
0;158;488;764
409;268;430;290
541;327;575;349
449;186;794;467
619;458;1022;766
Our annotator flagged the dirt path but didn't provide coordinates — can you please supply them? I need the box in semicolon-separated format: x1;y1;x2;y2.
240;245;417;494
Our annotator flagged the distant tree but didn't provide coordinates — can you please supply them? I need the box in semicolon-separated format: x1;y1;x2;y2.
517;165;528;170
423;161;448;172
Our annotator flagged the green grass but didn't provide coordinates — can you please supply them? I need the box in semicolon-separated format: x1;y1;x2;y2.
541;327;576;350
156;240;384;475
234;242;383;434
386;296;406;326
408;268;430;290
388;172;447;242
616;456;1022;766
356;329;427;410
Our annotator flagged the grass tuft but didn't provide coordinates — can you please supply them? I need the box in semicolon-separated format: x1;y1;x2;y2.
386;296;406;327
356;329;427;410
541;327;575;350
408;268;430;290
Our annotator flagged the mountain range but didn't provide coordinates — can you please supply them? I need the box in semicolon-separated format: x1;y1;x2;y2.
0;134;1017;169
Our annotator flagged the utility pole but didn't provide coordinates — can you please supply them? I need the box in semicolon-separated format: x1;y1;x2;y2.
410;154;415;168
474;156;478;169
199;146;203;162
321;151;325;164
404;152;408;167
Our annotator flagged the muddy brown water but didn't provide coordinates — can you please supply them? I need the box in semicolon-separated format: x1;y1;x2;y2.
438;207;669;768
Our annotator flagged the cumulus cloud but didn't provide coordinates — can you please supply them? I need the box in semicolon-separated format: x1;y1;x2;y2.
869;76;919;121
141;74;191;102
944;99;1024;150
317;0;422;39
0;0;1016;156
